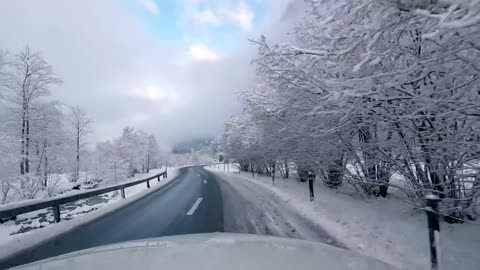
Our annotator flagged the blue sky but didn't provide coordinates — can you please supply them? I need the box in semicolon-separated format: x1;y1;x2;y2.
124;0;266;59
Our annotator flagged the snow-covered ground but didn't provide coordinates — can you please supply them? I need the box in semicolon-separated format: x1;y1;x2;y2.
207;164;480;270
1;170;154;206
0;167;180;259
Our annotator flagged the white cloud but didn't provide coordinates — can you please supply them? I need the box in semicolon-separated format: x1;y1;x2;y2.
130;86;186;114
188;44;222;61
178;1;255;32
194;10;222;26
127;113;151;124
137;0;159;15
224;2;254;31
131;86;181;102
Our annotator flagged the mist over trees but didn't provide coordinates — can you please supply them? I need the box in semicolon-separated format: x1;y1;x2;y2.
222;0;480;222
168;137;218;166
171;137;214;154
0;47;163;204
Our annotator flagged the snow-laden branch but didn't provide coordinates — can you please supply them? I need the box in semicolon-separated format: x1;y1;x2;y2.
222;0;480;221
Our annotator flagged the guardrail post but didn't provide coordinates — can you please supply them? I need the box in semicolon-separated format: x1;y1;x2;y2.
426;195;441;270
121;188;126;199
157;175;160;182
52;205;61;223
164;172;167;178
147;180;150;188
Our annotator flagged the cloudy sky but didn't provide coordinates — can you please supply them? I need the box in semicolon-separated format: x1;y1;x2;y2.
0;0;301;149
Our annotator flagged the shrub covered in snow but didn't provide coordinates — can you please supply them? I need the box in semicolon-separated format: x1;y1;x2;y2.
222;0;480;222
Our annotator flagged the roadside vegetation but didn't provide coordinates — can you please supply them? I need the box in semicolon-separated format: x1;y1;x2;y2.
221;0;480;223
0;48;163;205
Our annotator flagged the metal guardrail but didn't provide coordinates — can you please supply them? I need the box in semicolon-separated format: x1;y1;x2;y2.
0;170;168;223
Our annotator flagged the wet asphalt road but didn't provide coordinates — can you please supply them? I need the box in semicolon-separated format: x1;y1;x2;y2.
1;167;223;269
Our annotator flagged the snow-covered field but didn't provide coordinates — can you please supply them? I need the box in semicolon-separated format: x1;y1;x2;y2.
0;167;180;260
207;164;480;270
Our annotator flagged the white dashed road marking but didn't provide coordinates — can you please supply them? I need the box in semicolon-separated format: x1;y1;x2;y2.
186;198;203;216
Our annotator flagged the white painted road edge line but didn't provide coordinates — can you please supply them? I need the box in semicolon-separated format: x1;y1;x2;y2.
203;179;207;184
186;197;203;216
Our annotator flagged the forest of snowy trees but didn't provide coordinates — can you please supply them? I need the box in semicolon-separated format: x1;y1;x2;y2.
222;0;480;222
0;47;163;204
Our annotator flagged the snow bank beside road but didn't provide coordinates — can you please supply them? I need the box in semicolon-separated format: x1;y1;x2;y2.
212;168;343;247
208;167;480;270
0;167;180;261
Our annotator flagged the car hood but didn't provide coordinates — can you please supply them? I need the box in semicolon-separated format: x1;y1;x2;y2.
13;233;397;270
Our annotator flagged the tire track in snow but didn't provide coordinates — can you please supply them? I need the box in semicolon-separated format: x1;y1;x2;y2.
215;173;344;248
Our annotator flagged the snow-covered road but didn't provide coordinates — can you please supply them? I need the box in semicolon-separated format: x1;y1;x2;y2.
216;172;343;248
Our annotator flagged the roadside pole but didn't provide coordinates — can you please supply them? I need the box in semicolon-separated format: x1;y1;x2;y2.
426;195;441;270
272;163;275;186
308;171;315;201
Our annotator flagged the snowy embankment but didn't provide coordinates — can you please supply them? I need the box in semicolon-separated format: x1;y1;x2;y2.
0;167;180;260
207;164;480;270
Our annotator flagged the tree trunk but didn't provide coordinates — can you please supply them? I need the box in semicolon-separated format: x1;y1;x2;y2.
278;165;285;179
44;139;48;187
25;118;30;173
376;160;390;197
75;126;80;182
325;159;344;188
358;126;379;195
35;140;40;156
35;143;45;179
146;152;150;173
271;162;276;184
264;164;270;175
20;106;26;175
114;162;118;182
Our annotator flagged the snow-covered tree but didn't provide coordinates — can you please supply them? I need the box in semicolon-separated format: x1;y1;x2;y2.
92;127;162;183
116;127;143;177
94;140;129;184
223;0;480;221
145;134;161;173
19;101;68;187
0;47;166;203
68;105;92;182
2;47;62;175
